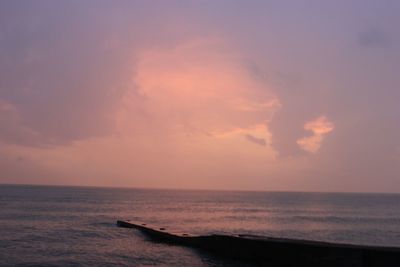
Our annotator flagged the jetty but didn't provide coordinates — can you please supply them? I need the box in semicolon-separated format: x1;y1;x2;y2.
117;220;400;266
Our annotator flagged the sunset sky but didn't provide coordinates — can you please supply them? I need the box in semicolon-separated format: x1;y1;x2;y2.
0;1;399;192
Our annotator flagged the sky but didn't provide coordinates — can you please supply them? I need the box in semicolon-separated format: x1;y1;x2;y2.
0;1;399;192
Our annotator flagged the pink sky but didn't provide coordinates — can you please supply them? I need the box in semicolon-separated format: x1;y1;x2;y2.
0;1;399;192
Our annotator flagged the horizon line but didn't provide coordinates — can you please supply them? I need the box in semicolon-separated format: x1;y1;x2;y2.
1;182;399;195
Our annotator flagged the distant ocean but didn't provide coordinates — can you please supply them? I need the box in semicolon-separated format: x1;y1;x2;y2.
1;185;400;266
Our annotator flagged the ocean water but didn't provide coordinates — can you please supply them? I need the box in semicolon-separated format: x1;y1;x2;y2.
1;185;400;266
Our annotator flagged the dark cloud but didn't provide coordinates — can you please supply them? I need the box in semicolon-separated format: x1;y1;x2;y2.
357;27;389;48
245;134;266;146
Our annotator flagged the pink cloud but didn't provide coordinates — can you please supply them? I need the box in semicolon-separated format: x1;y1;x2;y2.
297;116;334;153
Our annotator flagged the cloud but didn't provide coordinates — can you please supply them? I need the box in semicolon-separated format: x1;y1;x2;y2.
357;27;389;48
118;39;280;140
210;123;272;148
0;39;281;188
297;116;334;153
245;134;266;146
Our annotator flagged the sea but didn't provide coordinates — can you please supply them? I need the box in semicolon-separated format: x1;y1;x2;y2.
1;185;400;266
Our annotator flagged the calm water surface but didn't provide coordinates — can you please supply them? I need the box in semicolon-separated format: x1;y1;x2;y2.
1;185;400;266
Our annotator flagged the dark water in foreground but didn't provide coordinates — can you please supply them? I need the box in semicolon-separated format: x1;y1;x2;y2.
1;185;400;266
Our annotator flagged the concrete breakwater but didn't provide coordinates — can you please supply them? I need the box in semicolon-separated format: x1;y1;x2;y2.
117;220;400;266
